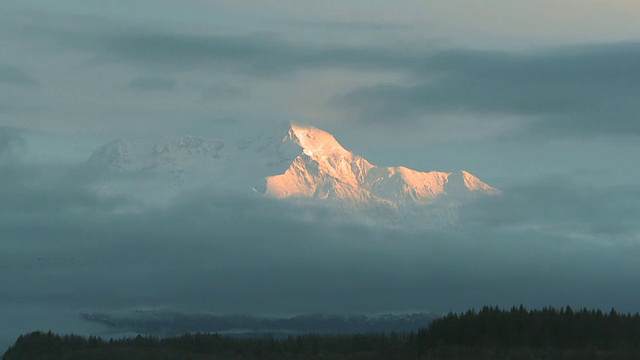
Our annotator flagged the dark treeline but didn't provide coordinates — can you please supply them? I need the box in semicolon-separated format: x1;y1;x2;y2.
6;306;640;360
3;331;413;360
419;305;640;350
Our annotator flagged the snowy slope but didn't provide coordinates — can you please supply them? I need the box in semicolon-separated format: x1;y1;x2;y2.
263;124;500;206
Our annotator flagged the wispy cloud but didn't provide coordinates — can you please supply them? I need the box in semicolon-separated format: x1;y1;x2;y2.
96;31;411;76
0;63;37;85
0;127;25;159
2;10;409;76
128;76;176;91
201;83;249;101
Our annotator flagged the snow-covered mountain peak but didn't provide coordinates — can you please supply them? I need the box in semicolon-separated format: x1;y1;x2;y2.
459;170;502;195
286;123;352;158
264;124;500;209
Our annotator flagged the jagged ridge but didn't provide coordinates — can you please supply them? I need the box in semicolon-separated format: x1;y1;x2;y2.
264;123;500;206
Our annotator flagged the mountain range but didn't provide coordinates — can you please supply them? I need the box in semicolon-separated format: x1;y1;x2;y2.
85;123;500;226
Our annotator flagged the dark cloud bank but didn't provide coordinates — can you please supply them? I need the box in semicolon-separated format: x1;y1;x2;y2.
334;43;640;137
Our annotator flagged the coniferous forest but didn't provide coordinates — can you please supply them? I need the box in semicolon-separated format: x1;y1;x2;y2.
6;306;640;360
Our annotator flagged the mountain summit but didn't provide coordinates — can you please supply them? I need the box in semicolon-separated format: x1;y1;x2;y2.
263;123;500;207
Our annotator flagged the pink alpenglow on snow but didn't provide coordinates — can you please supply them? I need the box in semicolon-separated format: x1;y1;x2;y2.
264;123;501;207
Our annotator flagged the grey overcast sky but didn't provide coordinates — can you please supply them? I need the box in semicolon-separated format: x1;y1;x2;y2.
2;0;640;175
2;0;640;351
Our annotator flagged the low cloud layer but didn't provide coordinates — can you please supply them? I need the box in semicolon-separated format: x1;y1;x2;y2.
461;177;640;241
2;128;640;352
